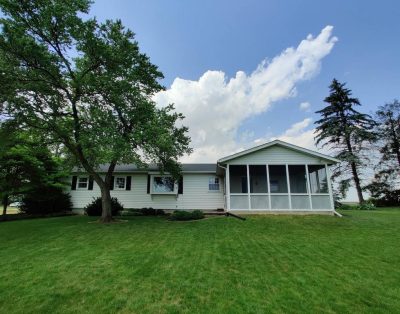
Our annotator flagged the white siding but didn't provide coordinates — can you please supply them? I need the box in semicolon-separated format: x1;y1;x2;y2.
68;173;224;210
227;145;325;164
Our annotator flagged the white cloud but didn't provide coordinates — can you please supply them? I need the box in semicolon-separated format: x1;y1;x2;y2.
299;101;311;111
154;26;337;162
274;118;316;150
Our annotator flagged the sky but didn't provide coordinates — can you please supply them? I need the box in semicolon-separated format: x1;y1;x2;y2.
3;1;399;200
89;0;400;200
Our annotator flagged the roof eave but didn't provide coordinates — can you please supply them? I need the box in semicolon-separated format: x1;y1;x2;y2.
217;140;340;164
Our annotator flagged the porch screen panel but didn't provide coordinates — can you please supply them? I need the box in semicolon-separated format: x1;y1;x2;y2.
230;195;249;209
271;195;289;209
268;165;288;193
308;165;328;193
251;195;269;209
288;165;308;193
291;195;310;209
229;165;248;193
311;195;331;209
249;165;268;193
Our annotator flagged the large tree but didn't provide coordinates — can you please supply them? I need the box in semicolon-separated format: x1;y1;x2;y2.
315;79;376;203
365;100;400;201
0;0;191;222
0;120;66;217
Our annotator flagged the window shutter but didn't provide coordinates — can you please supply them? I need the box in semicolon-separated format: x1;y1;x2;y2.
147;175;150;194
71;176;77;190
126;176;132;190
109;176;114;190
88;176;94;190
178;176;183;194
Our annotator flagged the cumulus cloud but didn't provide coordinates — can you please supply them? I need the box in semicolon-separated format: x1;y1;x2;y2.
154;26;337;162
274;118;316;149
299;101;311;112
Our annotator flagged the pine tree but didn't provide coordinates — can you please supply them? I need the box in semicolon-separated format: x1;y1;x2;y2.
364;100;400;204
315;79;377;203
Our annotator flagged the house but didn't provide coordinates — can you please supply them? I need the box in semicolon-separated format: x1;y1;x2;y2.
68;140;339;214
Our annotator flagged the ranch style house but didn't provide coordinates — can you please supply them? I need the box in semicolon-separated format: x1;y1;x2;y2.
68;140;339;214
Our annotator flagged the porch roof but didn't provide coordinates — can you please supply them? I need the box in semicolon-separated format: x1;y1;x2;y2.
217;140;340;164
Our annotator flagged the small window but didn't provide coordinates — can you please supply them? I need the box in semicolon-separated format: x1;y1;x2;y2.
209;177;220;191
115;177;126;190
77;177;88;189
152;176;175;193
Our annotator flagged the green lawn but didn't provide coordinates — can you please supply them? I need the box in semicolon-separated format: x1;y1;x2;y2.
1;209;400;313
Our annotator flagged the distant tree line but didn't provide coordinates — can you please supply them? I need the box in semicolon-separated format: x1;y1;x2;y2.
315;79;399;206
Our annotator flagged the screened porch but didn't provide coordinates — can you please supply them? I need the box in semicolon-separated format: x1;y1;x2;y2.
227;164;332;210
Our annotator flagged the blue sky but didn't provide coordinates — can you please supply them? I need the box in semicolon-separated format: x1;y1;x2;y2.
90;1;400;157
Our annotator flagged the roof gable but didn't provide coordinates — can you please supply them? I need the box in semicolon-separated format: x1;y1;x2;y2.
218;140;339;164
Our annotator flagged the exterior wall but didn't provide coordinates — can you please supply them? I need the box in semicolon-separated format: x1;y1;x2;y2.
227;145;326;164
68;173;225;211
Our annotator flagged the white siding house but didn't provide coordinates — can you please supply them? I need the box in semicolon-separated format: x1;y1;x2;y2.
68;140;339;214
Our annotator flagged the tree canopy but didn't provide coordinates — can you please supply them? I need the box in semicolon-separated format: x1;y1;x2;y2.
0;120;67;216
315;79;376;203
0;0;192;222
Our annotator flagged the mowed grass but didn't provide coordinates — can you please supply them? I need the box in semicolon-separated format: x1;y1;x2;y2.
1;209;400;313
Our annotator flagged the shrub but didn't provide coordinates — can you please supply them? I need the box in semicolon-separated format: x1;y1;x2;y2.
369;191;400;207
84;197;123;216
356;201;376;211
20;187;72;215
337;204;353;210
170;210;204;221
140;207;165;216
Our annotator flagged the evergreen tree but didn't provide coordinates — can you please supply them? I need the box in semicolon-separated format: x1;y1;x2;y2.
315;79;376;203
364;100;400;203
0;120;67;217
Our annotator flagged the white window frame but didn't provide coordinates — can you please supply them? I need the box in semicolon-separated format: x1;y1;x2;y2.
208;176;220;191
114;176;126;190
151;175;176;194
77;176;88;190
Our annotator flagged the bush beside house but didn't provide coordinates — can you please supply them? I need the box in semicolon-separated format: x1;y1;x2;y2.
169;210;204;221
20;187;72;215
84;197;123;216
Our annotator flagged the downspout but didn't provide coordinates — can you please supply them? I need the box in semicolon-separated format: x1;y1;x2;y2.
217;163;227;211
333;210;343;217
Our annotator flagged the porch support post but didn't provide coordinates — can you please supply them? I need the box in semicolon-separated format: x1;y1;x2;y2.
305;164;313;210
325;164;335;210
246;164;251;210
266;164;271;210
286;164;292;210
226;164;231;211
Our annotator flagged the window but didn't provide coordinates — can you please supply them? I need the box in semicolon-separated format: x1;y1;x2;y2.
308;165;328;193
209;177;220;191
115;177;126;190
152;176;175;193
77;177;88;189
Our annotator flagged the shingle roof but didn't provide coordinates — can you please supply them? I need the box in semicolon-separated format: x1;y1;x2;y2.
73;163;218;173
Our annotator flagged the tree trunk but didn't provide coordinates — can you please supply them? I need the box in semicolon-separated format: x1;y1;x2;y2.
344;136;365;204
2;194;8;220
350;161;365;204
99;185;113;223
